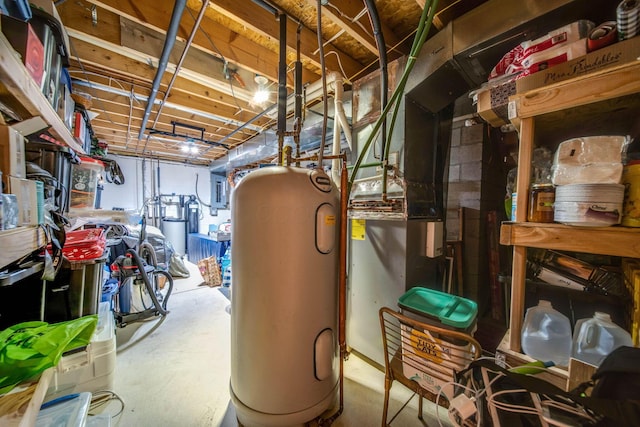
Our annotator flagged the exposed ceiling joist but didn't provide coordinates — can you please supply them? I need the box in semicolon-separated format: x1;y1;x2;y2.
45;0;482;164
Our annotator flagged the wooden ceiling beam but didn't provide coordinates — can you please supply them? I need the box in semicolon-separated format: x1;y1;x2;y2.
313;0;406;56
200;0;363;80
73;82;272;132
91;119;245;152
67;62;258;114
64;27;257;104
90;107;253;144
77;0;321;85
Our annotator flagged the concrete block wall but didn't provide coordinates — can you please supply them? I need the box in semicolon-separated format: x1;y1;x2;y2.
446;120;484;307
445;103;507;317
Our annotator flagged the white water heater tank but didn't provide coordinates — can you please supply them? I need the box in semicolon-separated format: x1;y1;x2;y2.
230;166;340;427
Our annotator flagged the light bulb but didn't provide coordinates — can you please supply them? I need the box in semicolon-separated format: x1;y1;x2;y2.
253;89;269;104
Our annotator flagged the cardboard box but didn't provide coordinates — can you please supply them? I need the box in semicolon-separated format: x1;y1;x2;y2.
516;35;640;92
476;36;640;127
474;80;516;127
9;176;40;226
0;125;27;191
476;38;587;127
400;323;474;398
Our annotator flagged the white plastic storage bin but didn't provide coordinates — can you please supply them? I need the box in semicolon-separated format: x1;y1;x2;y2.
46;302;116;399
37;392;92;427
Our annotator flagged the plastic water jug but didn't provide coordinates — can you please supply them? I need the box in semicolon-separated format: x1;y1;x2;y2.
572;312;632;367
521;300;572;366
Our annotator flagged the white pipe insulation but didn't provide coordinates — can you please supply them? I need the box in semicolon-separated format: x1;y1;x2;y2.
325;72;352;188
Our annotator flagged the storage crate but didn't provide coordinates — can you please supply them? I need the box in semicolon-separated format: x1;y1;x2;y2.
398;287;478;396
69;157;104;210
25;140;79;213
45;302;116;400
46;252;108;322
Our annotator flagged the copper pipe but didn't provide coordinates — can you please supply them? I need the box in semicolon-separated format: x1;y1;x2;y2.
277;133;284;166
339;159;347;355
319;158;348;427
284;145;292;166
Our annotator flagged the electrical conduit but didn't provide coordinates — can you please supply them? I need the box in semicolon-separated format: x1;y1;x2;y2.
137;0;187;140
151;0;211;128
363;0;388;160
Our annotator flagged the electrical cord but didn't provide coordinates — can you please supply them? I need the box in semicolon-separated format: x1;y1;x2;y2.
194;173;211;208
89;390;125;419
432;356;526;427
487;389;542;416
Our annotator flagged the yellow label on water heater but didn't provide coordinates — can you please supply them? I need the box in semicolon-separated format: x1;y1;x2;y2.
325;215;336;225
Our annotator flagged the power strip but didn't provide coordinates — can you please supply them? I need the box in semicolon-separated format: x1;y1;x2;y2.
448;394;477;426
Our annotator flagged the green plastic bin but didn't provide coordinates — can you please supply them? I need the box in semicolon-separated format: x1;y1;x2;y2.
398;286;478;339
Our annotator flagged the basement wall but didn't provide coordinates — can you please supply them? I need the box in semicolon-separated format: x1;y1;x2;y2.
100;155;230;234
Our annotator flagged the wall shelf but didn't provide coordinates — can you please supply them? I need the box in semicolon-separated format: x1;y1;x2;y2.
500;222;640;258
0;33;83;153
0;227;46;270
508;61;640;123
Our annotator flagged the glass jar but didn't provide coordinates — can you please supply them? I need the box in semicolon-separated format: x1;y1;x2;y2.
528;183;555;223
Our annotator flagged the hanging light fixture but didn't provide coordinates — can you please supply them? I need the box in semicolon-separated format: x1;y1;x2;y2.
253;75;269;104
180;140;199;154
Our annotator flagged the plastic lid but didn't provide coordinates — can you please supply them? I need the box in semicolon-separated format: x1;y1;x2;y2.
37;392;91;427
78;157;105;168
398;287;478;329
538;300;552;307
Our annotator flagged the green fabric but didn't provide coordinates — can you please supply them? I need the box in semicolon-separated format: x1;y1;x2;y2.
0;315;98;394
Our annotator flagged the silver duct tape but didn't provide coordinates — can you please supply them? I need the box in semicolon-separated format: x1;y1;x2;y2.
617;0;640;40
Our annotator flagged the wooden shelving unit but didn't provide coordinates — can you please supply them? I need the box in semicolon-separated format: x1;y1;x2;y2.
499;59;640;389
0;32;83;153
0;27;80;426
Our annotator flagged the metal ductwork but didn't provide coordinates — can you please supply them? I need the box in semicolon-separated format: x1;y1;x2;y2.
137;0;187;140
406;0;620;112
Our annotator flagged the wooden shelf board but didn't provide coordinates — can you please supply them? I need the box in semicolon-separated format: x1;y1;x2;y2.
510;60;640;120
0;227;46;270
500;222;640;258
496;331;569;391
0;33;83;153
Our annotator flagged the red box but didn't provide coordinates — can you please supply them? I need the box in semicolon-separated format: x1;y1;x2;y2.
72;111;87;146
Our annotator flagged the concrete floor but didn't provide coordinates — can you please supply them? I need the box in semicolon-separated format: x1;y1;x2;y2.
101;261;452;426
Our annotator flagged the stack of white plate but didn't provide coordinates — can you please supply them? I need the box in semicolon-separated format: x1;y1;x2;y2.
554;184;624;226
